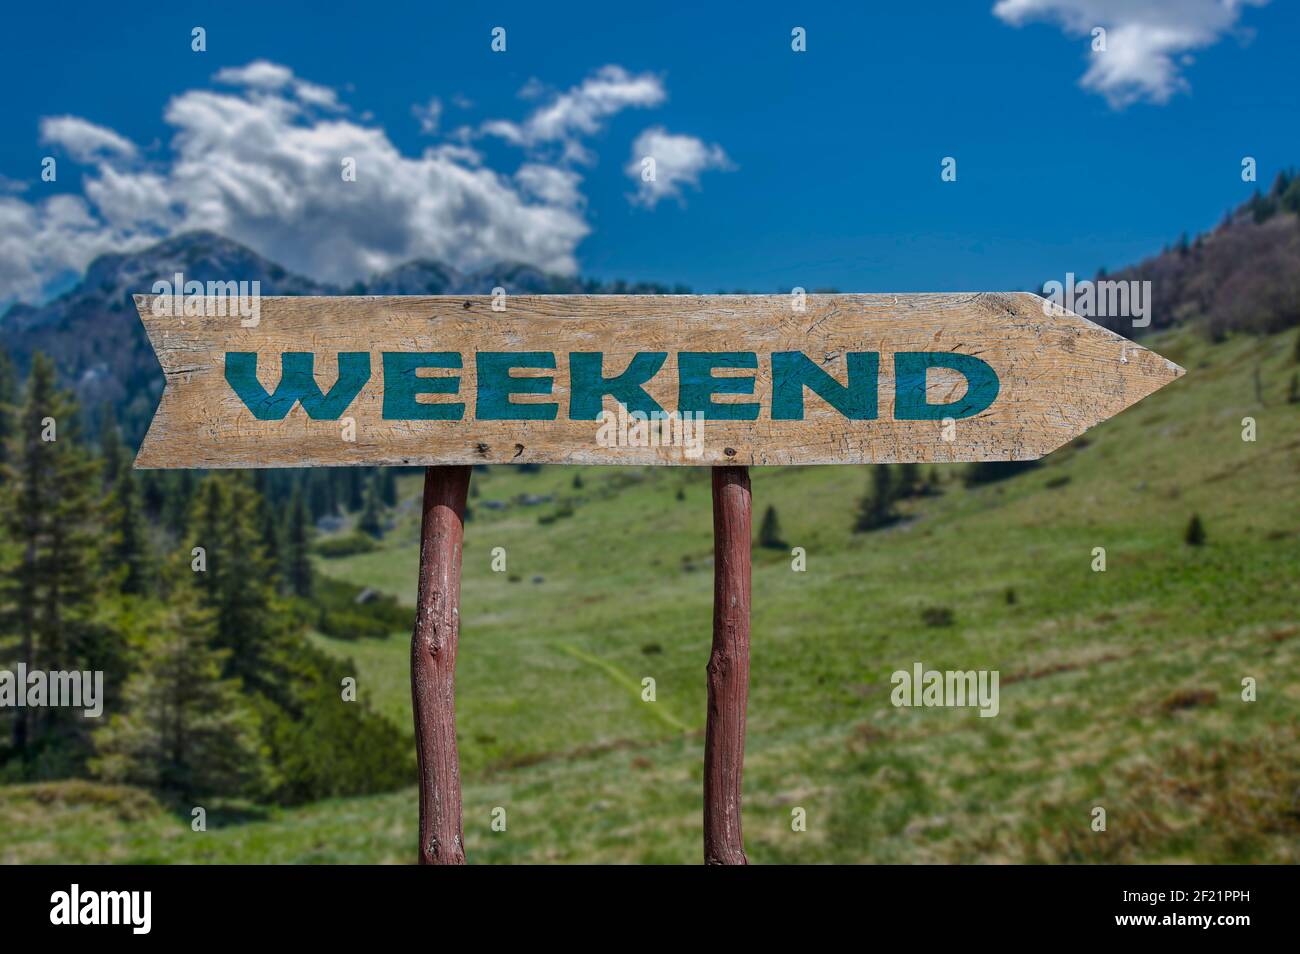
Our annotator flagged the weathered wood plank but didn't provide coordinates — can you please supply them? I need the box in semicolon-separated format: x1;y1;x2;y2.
133;293;1183;468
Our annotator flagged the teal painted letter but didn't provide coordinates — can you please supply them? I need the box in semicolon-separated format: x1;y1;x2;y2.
771;351;879;420
475;352;558;420
225;352;370;420
678;352;759;421
893;352;999;420
382;352;464;420
568;352;666;419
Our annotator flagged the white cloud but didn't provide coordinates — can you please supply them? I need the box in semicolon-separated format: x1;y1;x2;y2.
412;97;442;135
214;60;294;89
625;127;732;209
0;193;141;303
482;65;666;161
4;60;728;303
215;58;341;109
993;0;1269;107
515;164;585;209
39;116;139;162
2;62;594;302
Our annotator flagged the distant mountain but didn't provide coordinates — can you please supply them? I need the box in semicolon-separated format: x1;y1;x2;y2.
1086;171;1300;339
1097;210;1300;341
0;230;684;445
0;232;333;442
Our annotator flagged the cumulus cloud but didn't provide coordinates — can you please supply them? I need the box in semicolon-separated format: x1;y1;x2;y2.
2;62;597;303
215;58;341;109
0;194;139;303
515;164;585;209
482;65;666;162
412;97;443;135
40;116;139;162
993;0;1269;107
625;127;732;209
214;60;295;89
3;60;730;303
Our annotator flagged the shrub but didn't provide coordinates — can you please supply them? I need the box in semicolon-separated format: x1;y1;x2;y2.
757;505;787;549
316;532;378;558
854;466;900;532
258;647;411;805
964;460;1040;486
920;606;955;627
291;577;409;639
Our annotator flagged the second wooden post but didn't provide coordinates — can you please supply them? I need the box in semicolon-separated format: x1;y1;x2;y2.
411;465;471;865
705;466;752;865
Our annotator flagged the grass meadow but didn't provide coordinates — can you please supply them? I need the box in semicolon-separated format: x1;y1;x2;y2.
4;326;1298;864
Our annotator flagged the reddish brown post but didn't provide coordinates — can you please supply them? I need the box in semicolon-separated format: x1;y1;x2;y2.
411;465;471;865
705;465;752;865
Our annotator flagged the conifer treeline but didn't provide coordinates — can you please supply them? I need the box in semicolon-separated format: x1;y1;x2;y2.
0;349;410;803
136;459;401;547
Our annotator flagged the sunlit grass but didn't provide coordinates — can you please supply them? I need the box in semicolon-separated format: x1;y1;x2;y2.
5;326;1298;863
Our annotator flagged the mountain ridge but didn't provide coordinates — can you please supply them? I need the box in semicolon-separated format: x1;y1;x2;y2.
0;230;684;442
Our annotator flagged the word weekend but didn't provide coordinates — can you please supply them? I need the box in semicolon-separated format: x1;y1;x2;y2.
224;350;1001;422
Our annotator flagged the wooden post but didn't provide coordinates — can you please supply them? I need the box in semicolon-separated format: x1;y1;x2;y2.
411;465;471;865
705;466;752;865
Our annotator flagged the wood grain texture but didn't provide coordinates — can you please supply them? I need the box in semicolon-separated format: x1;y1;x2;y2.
132;293;1184;468
411;466;470;866
704;466;751;865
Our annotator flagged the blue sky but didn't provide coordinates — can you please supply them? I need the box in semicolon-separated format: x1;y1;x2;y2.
1;0;1296;302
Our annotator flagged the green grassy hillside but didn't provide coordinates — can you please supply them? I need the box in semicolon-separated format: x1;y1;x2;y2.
4;326;1298;864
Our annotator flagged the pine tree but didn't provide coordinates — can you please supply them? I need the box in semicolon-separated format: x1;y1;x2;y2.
253;483;282;592
0;348;16;484
307;469;333;520
897;462;921;498
106;469;151;596
380;468;397;507
358;475;384;539
186;473;283;694
285;489;314;597
99;403;125;492
91;593;267;801
188;474;227;603
163;469;196;537
757;505;786;549
853;465;898;532
140;469;165;521
1282;175;1300;215
261;510;282;589
0;353;102;758
346;468;364;511
1184;513;1206;546
572;472;584;489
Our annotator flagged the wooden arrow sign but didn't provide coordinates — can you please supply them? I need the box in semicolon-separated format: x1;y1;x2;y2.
132;292;1183;469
